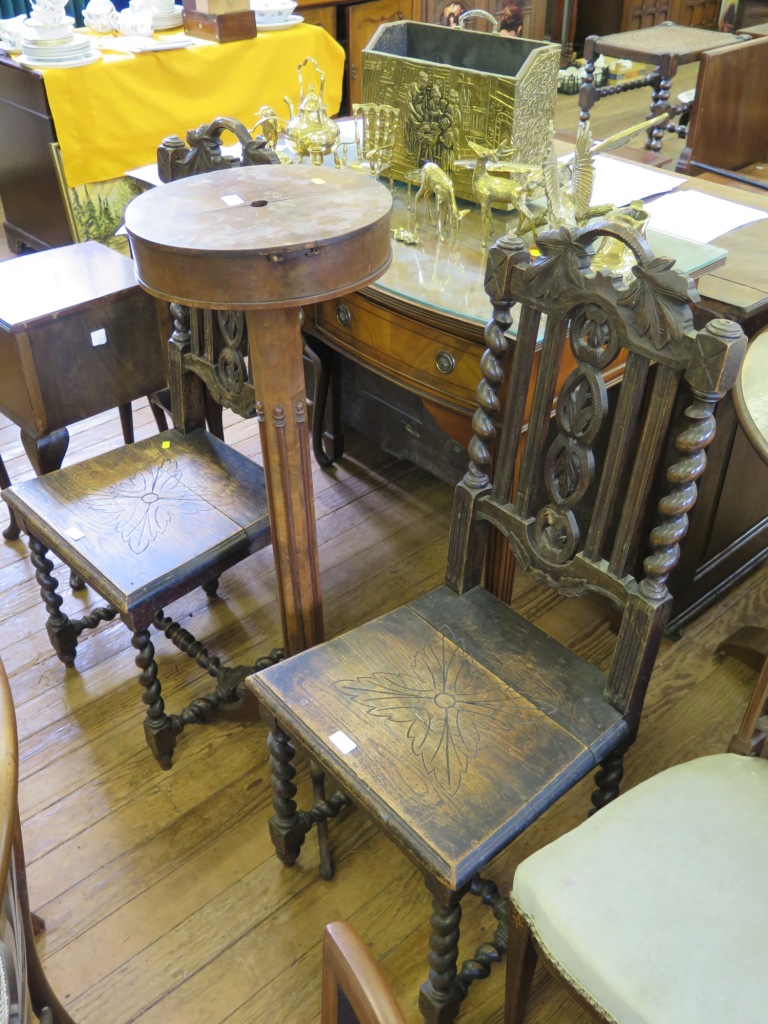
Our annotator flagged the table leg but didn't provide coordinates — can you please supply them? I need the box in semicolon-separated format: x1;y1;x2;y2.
20;428;69;476
245;306;324;655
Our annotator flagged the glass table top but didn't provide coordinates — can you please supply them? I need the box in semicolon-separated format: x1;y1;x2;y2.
369;182;728;328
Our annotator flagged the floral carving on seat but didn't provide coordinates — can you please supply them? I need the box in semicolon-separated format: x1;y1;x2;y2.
87;457;210;554
340;634;544;795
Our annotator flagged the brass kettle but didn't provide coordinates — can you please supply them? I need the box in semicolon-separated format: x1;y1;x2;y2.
284;57;341;167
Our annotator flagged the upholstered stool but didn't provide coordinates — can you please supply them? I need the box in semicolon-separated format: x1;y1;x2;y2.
0;241;167;541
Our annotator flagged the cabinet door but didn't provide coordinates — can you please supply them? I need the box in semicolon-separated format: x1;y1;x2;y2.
620;0;676;32
670;0;720;26
300;3;337;35
347;0;415;106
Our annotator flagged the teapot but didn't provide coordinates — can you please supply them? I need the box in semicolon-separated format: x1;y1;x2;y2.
283;57;341;167
82;0;116;31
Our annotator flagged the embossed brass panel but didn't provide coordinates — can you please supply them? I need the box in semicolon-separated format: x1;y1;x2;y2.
361;20;559;202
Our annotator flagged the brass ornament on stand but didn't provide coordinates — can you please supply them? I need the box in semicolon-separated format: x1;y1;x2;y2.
283;57;342;167
351;102;400;189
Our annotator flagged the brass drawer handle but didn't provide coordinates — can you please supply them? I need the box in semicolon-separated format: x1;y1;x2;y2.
435;350;456;374
336;304;351;327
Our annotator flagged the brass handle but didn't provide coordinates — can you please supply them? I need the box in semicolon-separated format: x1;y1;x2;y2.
435;351;456;374
336;304;352;327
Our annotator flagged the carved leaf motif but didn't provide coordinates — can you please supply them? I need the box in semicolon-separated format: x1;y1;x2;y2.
341;635;544;795
621;257;694;349
525;228;588;299
87;458;209;554
562;380;594;438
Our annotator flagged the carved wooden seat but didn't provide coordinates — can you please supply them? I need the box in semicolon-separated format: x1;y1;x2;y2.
246;222;746;1022
3;303;278;770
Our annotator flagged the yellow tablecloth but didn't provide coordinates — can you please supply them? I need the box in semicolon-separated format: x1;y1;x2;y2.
26;24;345;188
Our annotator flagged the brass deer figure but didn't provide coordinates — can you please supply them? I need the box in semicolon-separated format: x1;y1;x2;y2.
414;162;469;241
467;140;542;247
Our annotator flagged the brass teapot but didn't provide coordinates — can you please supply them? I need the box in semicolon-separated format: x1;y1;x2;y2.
284;57;341;167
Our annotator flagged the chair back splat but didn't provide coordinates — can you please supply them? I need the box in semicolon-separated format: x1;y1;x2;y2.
449;224;745;728
246;220;746;1024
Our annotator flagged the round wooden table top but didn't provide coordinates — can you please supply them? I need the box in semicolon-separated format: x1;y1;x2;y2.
735;327;768;467
124;164;393;310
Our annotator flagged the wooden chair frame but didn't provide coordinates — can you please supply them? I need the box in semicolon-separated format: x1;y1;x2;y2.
0;657;76;1023
249;221;746;1022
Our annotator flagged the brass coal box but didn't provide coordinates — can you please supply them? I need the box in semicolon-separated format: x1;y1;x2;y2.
362;21;559;203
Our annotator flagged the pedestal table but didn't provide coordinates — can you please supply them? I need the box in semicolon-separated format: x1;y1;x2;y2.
124;164;392;654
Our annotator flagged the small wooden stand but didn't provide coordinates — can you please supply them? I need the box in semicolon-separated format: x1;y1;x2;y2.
181;0;256;41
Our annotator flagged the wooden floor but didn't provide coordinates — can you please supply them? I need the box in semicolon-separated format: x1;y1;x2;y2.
2;62;767;1024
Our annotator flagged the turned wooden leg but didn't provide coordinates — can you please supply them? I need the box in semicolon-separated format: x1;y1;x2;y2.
202;577;220;598
28;536;78;666
0;452;21;541
132;629;177;770
267;724;308;866
505;901;537;1024
418;889;463;1024
590;746;625;813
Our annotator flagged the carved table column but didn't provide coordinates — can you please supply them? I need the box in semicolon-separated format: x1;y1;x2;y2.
125;165;392;654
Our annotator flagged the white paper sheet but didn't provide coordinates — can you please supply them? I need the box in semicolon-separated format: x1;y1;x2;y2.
588;155;682;208
643;189;768;243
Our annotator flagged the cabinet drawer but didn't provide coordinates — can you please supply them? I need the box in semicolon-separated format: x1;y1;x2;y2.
314;292;483;412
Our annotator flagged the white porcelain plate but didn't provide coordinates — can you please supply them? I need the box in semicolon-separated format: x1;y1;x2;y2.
18;49;100;66
153;5;183;27
256;13;303;28
23;37;91;55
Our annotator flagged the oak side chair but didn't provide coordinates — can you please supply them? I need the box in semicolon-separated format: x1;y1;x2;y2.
247;222;747;1022
3;302;280;769
322;922;408;1024
0;655;76;1023
506;639;768;1023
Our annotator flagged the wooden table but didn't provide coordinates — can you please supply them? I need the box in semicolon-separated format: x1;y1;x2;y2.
0;25;345;251
735;328;768;465
124;164;392;654
0;241;166;538
718;327;768;694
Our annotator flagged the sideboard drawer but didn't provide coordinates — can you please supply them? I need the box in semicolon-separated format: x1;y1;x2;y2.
313;292;483;413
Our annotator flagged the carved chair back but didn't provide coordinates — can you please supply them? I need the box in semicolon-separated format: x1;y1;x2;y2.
448;222;746;727
167;302;256;437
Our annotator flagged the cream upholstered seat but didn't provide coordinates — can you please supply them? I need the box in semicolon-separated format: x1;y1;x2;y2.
510;752;768;1024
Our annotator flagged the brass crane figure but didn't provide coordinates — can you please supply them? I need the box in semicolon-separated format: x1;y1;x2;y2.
543;113;671;231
